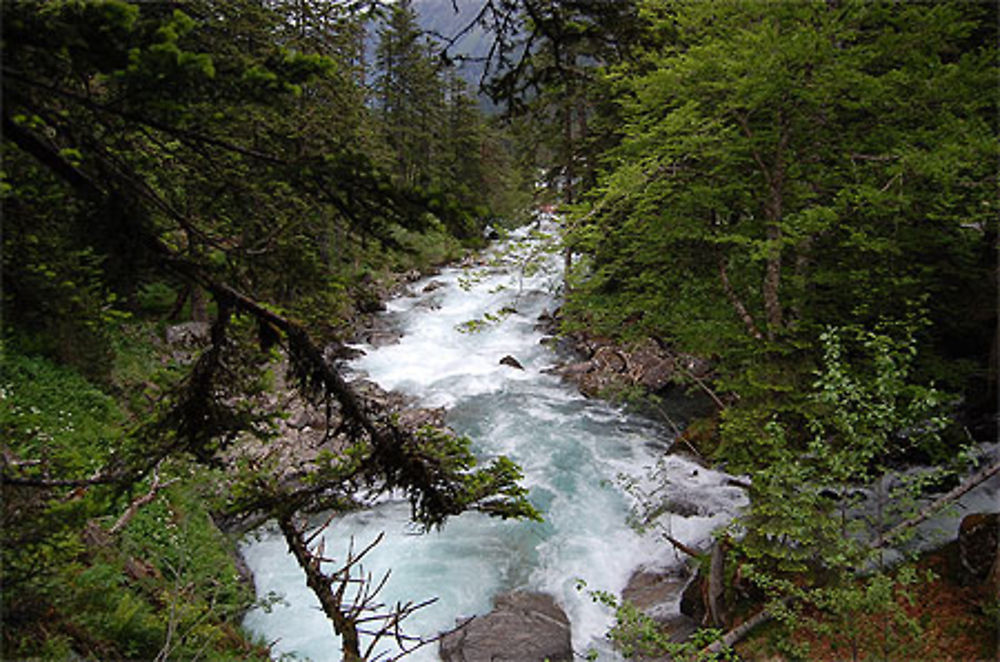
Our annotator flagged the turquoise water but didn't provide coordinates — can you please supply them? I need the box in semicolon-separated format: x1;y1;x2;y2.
240;225;747;661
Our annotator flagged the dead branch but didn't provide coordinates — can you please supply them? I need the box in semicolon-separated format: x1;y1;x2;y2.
701;597;791;655
277;515;442;662
663;532;703;559
877;457;1000;548
108;465;180;536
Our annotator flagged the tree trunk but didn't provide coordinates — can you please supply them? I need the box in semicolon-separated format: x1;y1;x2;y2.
761;119;789;340
718;253;764;341
762;218;783;340
708;539;728;627
190;285;209;323
278;515;363;661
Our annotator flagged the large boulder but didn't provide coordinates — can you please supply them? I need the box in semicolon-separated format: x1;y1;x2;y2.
628;339;678;391
423;279;446;293
439;591;573;662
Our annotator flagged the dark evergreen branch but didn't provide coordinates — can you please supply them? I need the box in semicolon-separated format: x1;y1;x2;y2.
0;470;132;489
2;114;104;201
3;68;288;165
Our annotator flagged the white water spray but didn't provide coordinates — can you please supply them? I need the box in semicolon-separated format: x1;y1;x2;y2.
240;222;746;661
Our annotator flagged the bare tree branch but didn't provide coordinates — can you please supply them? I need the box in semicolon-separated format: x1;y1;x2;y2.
277;516;445;661
108;464;180;536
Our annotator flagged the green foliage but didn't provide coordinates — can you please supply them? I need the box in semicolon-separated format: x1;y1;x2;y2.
1;346;126;477
724;324;966;655
562;0;996;412
577;581;735;661
456;307;517;334
1;345;263;659
804;567;929;662
1;0;540;657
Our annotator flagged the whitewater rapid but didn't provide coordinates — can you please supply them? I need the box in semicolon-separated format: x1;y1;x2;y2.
239;222;747;660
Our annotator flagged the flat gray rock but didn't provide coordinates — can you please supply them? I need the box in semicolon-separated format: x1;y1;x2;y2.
439;591;572;662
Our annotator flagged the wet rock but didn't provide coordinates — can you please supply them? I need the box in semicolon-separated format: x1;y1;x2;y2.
549;361;591;378
439;591;572;662
414;297;442;311
623;566;690;618
592;345;628;373
396;407;446;430
324;342;365;362
662;498;705;518
535;307;562;335
958;512;999;585
628;339;677;392
546;333;703;400
614;567;700;660
676;353;712;379
366;330;403;348
500;355;524;370
423;280;446;293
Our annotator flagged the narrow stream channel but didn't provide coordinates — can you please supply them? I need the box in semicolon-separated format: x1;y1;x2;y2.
239;223;746;660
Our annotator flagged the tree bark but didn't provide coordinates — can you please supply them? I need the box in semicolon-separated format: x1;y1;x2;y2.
708;539;727;627
718;253;764;341
278;515;363;661
761;115;790;340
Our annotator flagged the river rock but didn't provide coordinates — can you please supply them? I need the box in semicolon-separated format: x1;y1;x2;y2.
628;339;677;391
548;333;704;400
958;512;999;585
396;406;446;430
439;591;572;662
592;345;628;373
324;342;365;362
366;330;403;348
623;566;690;618
500;355;524;370
423;280;446;293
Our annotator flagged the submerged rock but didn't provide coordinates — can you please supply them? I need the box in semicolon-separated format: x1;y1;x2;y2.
439;591;572;662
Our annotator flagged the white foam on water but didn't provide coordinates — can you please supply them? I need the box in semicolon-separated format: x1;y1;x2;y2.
241;224;746;661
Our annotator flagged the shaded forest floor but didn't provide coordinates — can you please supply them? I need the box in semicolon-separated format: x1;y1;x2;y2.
736;541;999;661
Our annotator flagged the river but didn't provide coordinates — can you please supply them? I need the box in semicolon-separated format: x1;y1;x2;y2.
237;222;732;660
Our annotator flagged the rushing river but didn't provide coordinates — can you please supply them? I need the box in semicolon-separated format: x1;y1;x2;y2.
240;222;1000;660
239;223;745;660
